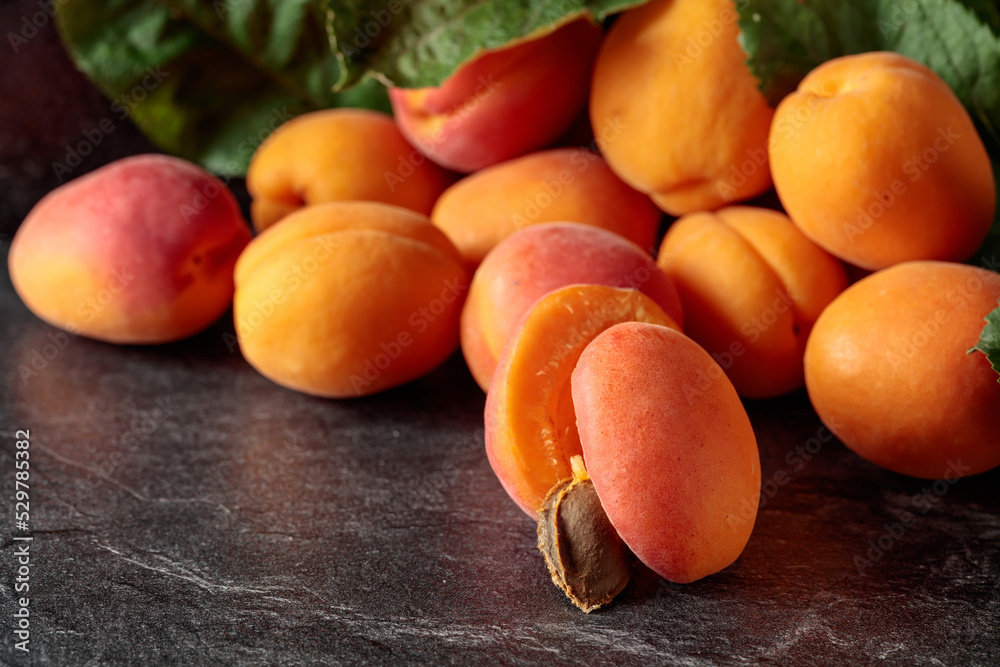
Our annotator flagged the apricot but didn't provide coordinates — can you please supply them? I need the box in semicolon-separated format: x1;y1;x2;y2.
770;52;996;270
573;321;760;583
589;0;774;215
233;202;468;398
461;223;684;391
485;285;680;517
8;154;251;344
657;206;848;398
389;19;602;173
805;261;1000;478
432;148;663;270
246;109;453;232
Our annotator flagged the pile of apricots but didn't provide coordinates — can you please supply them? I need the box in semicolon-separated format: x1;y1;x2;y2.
8;0;1000;609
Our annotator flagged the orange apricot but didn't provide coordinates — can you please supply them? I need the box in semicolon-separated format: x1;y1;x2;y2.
461;222;684;391
590;0;774;215
246;109;453;232
485;285;680;517
432;148;662;271
573;321;761;583
770;52;996;270
804;261;1000;478
234;202;468;398
8;155;251;344
657;206;847;398
389;19;601;173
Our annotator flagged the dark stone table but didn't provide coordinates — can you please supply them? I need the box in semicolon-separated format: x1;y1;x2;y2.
2;248;999;666
1;2;998;663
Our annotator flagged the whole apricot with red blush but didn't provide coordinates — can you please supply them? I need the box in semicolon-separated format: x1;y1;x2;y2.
462;223;683;391
9;155;250;344
390;19;601;173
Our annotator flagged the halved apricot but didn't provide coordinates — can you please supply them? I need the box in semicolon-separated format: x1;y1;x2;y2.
485;284;680;517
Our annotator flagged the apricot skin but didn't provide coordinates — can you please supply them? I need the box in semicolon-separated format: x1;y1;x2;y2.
234;202;468;398
432;148;662;271
485;285;680;517
770;52;996;270
805;261;1000;479
573;322;760;584
9;154;251;344
658;206;848;398
246;109;453;232
461;223;684;391
389;19;601;173
589;0;774;215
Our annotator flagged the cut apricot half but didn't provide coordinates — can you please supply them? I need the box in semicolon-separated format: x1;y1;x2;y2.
485;284;680;517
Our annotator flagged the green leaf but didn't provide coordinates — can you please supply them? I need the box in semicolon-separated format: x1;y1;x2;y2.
971;300;1000;383
327;0;647;91
956;0;1000;33
737;0;1000;147
737;3;834;105
56;0;390;177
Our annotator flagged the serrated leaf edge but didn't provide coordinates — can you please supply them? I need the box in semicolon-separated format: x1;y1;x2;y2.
969;300;1000;384
328;0;649;92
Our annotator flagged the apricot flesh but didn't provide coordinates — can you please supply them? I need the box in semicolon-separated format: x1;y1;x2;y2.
461;223;684;391
590;0;774;215
573;321;760;584
485;285;680;517
805;261;1000;478
246;109;453;232
390;19;601;173
9;154;251;344
657;206;847;398
432;148;662;271
234;202;468;398
770;52;996;270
